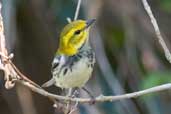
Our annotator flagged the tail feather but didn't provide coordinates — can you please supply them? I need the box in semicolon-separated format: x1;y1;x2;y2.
42;78;55;88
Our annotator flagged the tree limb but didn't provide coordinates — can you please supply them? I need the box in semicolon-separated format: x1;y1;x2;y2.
18;80;171;103
142;0;171;63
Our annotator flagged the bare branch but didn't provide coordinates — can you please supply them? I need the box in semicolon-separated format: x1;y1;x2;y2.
19;80;171;103
142;0;171;63
74;0;82;20
0;3;17;89
66;0;81;23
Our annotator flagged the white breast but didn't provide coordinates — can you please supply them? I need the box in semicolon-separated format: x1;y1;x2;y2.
54;57;93;88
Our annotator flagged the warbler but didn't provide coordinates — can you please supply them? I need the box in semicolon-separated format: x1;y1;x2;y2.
42;19;96;89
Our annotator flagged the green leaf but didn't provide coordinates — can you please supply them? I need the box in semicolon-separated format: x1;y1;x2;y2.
140;71;171;98
160;0;171;12
141;71;171;89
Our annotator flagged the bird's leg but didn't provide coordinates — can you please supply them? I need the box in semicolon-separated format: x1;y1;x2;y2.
71;87;80;98
82;87;94;98
82;87;95;104
67;88;79;114
64;88;80;114
65;88;73;114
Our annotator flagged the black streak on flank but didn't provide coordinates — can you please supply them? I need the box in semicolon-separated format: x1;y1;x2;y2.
63;68;68;75
52;62;59;69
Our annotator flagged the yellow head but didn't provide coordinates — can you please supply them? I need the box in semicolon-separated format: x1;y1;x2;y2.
57;19;95;56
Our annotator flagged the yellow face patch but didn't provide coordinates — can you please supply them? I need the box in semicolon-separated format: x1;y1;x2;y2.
57;20;88;56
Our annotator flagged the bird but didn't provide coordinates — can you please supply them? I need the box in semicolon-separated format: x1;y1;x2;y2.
42;19;96;91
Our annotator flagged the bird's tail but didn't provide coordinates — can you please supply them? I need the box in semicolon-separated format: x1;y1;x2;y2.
41;78;55;88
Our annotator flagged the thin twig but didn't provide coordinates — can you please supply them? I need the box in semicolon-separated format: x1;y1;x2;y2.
142;0;171;63
74;0;82;20
19;80;171;103
9;61;41;88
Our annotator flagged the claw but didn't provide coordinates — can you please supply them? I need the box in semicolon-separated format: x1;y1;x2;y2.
90;98;96;105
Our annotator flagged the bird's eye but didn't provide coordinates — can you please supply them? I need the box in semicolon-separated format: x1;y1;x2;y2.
74;30;81;35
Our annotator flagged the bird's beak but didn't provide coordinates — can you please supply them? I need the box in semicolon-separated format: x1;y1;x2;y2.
85;19;96;29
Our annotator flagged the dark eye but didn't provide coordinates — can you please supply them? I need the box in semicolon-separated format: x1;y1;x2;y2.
74;30;81;35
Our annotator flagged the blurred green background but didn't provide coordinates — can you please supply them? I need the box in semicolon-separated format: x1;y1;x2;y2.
1;0;171;114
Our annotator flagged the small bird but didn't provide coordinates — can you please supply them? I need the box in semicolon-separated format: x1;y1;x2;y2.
42;19;96;90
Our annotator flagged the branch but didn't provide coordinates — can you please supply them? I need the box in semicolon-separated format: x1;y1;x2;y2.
0;3;17;89
74;0;82;20
19;80;171;103
142;0;171;63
